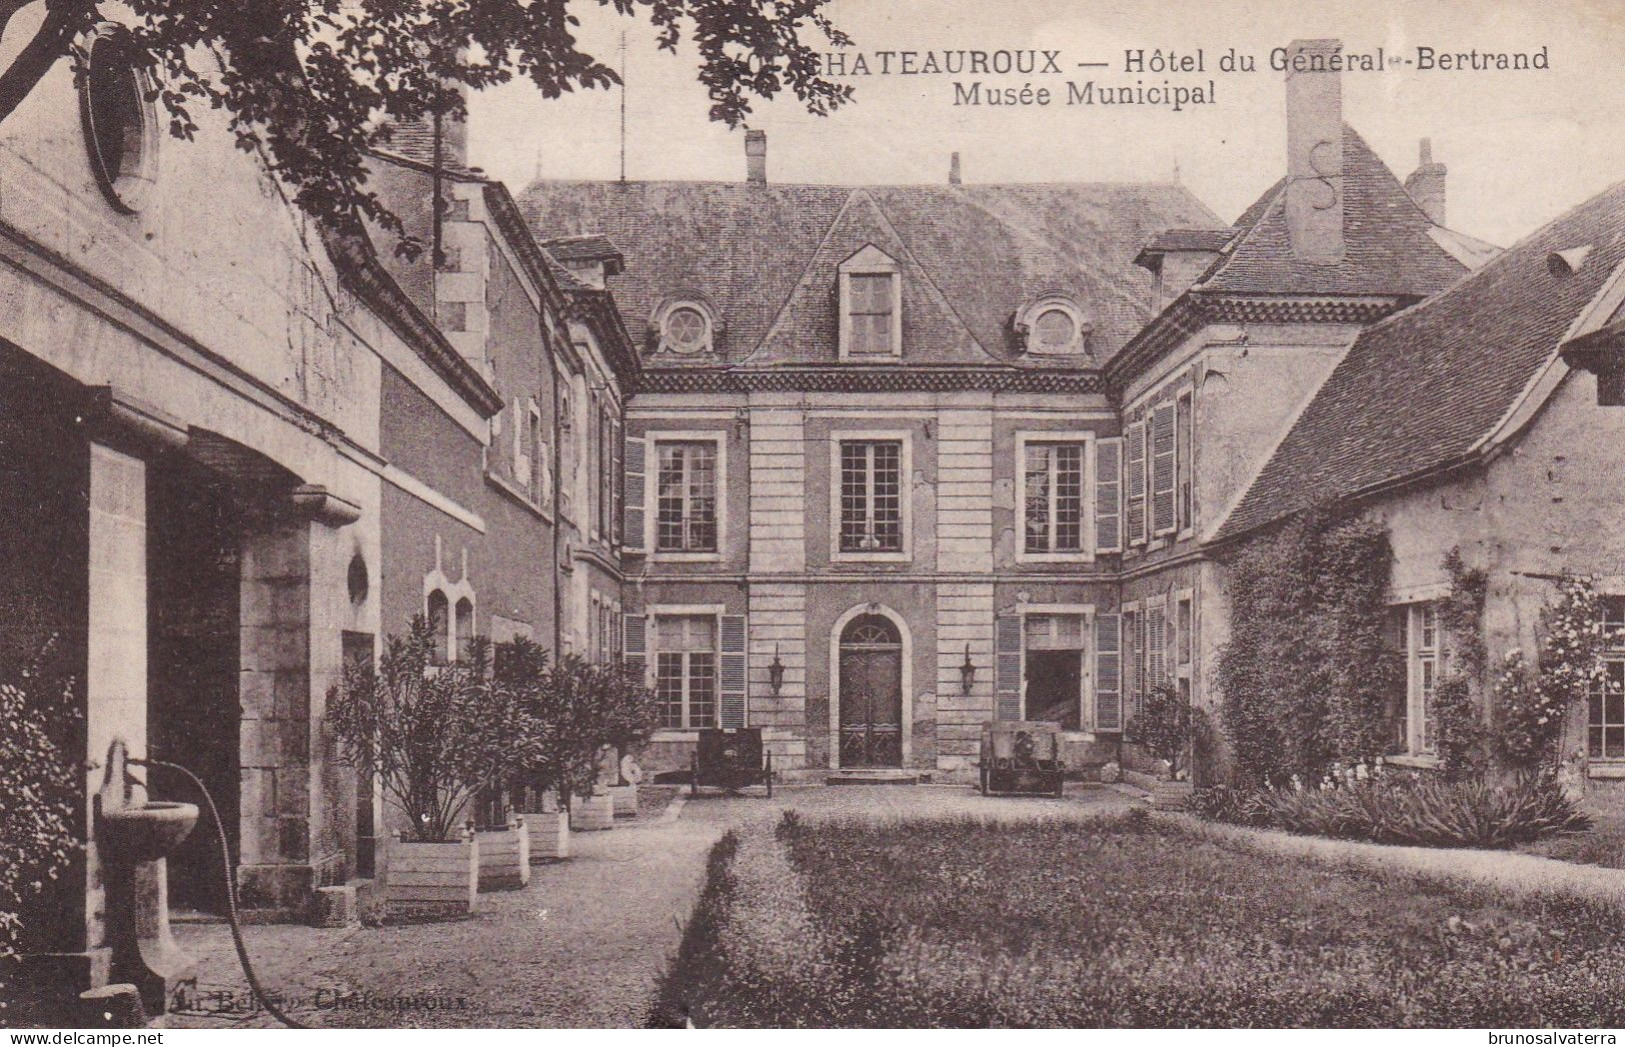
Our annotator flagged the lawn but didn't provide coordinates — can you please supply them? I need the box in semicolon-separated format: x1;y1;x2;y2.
1523;792;1625;869
654;810;1625;1028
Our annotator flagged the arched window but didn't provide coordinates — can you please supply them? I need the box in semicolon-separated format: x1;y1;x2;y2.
79;27;159;213
427;590;450;665
841;614;902;648
455;598;474;663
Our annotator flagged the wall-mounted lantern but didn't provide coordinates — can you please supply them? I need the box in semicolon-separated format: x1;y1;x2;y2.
769;644;786;696
959;643;977;695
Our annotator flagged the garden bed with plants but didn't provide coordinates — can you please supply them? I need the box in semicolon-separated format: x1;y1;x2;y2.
654;811;1625;1028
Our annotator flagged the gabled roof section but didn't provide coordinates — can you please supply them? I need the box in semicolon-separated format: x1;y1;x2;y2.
1196;125;1468;298
1215;180;1625;543
518;178;1224;368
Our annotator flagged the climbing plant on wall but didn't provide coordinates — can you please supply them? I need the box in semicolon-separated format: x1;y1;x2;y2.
1496;574;1611;771
1434;548;1490;781
1216;506;1402;786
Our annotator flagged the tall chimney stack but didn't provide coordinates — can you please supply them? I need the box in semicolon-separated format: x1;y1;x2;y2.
949;152;962;185
1284;39;1345;264
745;129;767;184
1404;137;1448;226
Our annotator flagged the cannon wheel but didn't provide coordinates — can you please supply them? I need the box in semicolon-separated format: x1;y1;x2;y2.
764;750;773;798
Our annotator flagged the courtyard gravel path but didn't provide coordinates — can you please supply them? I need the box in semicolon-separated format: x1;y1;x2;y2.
167;784;1129;1028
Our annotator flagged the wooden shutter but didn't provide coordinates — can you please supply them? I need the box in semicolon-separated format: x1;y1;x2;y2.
1095;437;1122;554
1151;403;1176;537
1148;604;1167;690
719;614;748;728
1125;421;1146;546
623;613;648;685
611;419;623;545
1176;393;1193;531
1094;614;1122;732
622;436;647;553
995;614;1023;721
1122;610;1139;722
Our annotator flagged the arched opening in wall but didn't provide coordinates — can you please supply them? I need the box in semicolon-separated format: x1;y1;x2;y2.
78;26;159;213
455;598;474;663
837;613;903;768
427;590;449;665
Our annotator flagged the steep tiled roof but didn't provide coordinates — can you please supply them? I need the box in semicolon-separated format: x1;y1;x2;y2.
1147;228;1236;253
1216;180;1625;542
1195;125;1468;299
518;179;1225;367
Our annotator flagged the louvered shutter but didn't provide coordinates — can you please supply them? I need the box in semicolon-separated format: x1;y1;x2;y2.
1151;403;1176;537
623;613;648;686
1125;421;1147;546
1095;437;1122;554
1148;605;1167;690
622;436;647;553
1123;611;1140;722
611;419;624;546
995;614;1024;721
719;614;748;728
1094;614;1122;732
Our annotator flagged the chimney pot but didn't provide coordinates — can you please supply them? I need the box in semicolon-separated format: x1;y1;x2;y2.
1404;137;1448;225
1284;38;1345;264
949;152;962;185
745;129;767;184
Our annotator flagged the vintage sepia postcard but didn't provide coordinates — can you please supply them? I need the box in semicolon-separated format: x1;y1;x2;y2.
2;0;1624;1035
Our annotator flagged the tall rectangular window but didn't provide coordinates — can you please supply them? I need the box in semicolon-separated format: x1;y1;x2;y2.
653;616;717;729
1395;603;1443;755
1023;441;1086;555
839;440;903;553
847;274;895;355
655;441;718;553
1590;597;1625;759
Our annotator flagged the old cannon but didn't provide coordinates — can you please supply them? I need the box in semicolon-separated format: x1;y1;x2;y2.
690;727;773;797
978;721;1066;797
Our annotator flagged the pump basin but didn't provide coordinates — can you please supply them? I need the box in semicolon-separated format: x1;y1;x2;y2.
98;802;199;864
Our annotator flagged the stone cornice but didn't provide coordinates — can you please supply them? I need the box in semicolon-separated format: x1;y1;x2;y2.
637;366;1106;395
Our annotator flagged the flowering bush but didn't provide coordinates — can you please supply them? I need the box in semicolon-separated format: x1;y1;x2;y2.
328;618;537;841
1496;576;1614;771
0;641;81;964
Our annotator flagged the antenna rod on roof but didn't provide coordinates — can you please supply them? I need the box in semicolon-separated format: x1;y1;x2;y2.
619;30;627;183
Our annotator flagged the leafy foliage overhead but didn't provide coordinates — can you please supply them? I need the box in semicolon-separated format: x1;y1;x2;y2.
0;0;852;240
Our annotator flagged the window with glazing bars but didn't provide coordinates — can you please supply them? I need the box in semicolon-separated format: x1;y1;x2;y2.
655;441;717;552
839;440;903;552
1590;597;1625;759
1024;441;1086;553
654;616;716;729
847;274;894;354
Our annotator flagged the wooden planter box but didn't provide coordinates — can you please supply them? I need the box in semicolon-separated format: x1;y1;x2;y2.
609;783;638;818
476;819;530;890
385;831;478;916
569;790;615;832
527;809;570;862
1152;780;1194;811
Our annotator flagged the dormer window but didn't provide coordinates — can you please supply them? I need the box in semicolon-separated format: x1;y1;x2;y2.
838;246;902;360
652;296;717;355
1016;295;1092;357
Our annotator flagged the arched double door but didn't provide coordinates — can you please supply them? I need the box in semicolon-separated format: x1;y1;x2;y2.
837;613;903;767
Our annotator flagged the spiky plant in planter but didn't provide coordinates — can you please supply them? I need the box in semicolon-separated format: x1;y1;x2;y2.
328;618;538;914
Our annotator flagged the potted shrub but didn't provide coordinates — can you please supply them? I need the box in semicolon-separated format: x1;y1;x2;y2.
491;640;571;861
601;663;659;818
470;788;529;891
329;620;533;917
1128;684;1194;810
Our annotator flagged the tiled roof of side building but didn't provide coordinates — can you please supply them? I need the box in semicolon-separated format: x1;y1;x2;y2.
1196;125;1468;299
518;178;1226;367
1215;180;1625;543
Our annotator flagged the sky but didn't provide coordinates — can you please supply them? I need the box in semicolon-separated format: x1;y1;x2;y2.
468;0;1625;248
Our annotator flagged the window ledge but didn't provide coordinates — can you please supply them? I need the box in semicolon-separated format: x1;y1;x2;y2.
1017;552;1096;565
651;551;724;563
483;470;552;522
651;729;702;742
832;551;912;564
1587;761;1625;780
1384;754;1440;770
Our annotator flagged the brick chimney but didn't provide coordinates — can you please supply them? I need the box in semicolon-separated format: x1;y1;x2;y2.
745;130;767;184
1284;39;1345;264
949;152;962;185
1405;138;1448;226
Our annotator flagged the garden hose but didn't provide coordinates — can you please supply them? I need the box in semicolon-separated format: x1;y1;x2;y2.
131;757;307;1029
